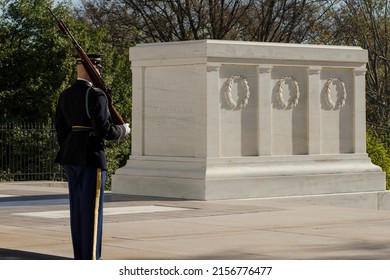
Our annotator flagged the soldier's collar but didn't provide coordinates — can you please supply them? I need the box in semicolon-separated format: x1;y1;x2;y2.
77;78;93;87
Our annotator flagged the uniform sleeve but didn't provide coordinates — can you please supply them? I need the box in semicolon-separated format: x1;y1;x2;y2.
89;89;122;141
54;94;70;145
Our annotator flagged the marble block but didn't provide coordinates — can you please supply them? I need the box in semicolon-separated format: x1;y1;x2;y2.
112;40;385;200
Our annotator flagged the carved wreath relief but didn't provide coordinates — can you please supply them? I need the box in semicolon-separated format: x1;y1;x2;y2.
276;76;300;109
221;73;347;111
223;75;250;110
324;78;347;110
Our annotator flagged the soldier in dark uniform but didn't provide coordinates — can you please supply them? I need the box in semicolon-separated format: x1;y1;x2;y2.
54;54;130;260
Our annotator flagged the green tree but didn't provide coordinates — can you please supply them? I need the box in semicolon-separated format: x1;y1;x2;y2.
0;0;74;123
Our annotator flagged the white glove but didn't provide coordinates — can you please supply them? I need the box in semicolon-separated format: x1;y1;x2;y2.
118;123;130;142
122;123;131;136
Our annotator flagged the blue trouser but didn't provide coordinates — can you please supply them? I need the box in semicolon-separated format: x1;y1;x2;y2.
65;165;105;260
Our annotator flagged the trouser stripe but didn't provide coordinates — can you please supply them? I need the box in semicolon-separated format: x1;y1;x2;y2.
92;168;102;260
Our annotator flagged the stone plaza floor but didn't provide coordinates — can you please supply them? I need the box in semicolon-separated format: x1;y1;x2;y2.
0;181;390;260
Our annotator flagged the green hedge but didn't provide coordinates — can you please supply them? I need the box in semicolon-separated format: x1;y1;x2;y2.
104;137;131;190
366;130;390;190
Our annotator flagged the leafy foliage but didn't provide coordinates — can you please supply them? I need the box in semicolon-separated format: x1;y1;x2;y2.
0;0;74;123
367;129;390;190
104;137;131;190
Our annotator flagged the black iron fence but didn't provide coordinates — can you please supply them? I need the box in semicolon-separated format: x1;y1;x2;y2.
0;122;388;183
0;123;66;181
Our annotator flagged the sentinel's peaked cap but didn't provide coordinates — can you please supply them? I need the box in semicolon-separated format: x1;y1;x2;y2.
74;53;103;69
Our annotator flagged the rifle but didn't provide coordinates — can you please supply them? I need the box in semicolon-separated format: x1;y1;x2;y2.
48;8;125;125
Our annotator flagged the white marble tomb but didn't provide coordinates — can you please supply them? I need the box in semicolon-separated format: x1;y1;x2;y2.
112;40;385;200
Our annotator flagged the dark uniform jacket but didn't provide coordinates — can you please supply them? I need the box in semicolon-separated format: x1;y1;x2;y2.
55;79;123;170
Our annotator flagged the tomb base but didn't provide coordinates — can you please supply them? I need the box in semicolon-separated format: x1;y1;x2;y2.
113;154;385;200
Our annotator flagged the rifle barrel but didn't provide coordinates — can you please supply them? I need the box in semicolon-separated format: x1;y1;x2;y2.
48;8;125;125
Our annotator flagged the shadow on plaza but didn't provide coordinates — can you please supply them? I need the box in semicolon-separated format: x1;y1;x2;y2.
0;248;71;260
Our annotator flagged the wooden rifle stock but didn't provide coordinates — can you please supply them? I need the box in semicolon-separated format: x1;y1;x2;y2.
48;8;125;125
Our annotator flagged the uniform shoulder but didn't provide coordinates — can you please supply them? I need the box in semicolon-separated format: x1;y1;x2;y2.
89;86;105;95
88;87;107;103
59;85;73;98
